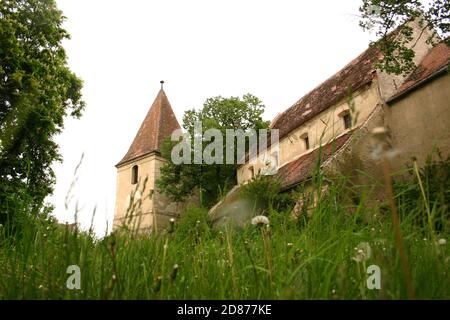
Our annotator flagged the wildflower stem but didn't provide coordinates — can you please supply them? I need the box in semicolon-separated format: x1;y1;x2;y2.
382;159;415;300
262;227;274;292
356;263;366;299
160;237;169;298
225;226;239;299
413;161;435;240
243;241;259;287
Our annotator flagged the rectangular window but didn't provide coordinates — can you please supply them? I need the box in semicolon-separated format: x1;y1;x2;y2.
343;113;352;129
304;136;310;150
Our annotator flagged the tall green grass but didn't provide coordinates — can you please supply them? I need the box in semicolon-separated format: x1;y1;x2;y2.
0;162;449;299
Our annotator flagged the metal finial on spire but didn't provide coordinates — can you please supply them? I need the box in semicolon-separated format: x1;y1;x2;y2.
160;80;164;90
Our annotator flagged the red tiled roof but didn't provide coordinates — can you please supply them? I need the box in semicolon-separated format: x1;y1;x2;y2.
116;89;181;167
389;43;450;101
276;133;352;190
271;46;380;140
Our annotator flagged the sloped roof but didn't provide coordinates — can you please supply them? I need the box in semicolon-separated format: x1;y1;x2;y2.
271;46;380;140
277;133;352;190
116;89;181;167
389;43;450;102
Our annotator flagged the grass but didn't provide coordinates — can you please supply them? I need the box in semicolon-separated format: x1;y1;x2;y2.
0;163;449;300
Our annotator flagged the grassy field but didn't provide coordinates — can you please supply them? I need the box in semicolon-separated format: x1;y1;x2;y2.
0;162;449;300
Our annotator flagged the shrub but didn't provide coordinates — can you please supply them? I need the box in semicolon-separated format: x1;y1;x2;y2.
173;206;212;244
395;152;450;233
239;175;294;212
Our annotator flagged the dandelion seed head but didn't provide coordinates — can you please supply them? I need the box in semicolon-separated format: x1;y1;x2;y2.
372;127;389;137
251;215;269;226
438;239;447;246
370;127;398;160
352;242;372;262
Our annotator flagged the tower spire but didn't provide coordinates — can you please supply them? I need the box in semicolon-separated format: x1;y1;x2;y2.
160;80;164;90
116;84;181;167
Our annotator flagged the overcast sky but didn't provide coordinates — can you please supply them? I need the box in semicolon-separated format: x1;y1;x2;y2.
49;0;376;236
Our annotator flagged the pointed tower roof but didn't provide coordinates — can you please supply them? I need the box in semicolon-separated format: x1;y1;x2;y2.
116;84;181;167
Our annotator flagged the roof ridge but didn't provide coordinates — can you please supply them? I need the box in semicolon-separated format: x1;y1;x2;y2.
271;44;380;140
388;42;450;102
154;89;163;150
291;45;379;106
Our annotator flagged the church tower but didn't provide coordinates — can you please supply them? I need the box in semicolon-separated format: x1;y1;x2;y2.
113;81;181;233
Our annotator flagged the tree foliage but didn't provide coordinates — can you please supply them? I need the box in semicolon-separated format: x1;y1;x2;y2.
360;0;449;75
157;94;268;208
0;0;84;225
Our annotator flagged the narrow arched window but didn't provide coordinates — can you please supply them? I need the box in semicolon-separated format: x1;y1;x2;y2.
300;133;310;151
131;165;138;185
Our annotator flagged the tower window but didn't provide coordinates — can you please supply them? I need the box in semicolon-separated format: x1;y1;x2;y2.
303;135;310;150
131;165;138;185
343;113;352;129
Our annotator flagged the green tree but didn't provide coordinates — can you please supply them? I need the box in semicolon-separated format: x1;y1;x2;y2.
0;0;84;226
157;94;268;208
359;0;449;75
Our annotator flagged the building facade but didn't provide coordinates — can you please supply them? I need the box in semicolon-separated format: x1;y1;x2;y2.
237;20;449;193
113;85;184;233
114;20;450;230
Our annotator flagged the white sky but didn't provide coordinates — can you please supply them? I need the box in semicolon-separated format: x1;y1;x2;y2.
49;0;376;236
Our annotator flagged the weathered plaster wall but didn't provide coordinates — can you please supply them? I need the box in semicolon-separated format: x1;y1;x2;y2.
386;73;450;172
113;153;200;232
113;154;158;231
